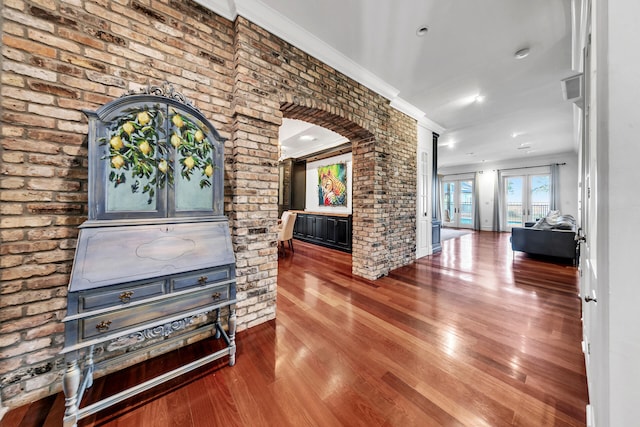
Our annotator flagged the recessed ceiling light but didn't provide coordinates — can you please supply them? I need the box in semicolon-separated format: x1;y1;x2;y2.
474;95;485;103
416;26;429;37
514;47;530;59
299;135;315;141
511;132;519;138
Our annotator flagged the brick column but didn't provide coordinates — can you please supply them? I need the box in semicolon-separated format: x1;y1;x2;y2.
351;135;391;279
229;17;281;331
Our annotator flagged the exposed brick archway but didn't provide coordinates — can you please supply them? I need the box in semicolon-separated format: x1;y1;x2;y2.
280;102;373;142
280;102;381;279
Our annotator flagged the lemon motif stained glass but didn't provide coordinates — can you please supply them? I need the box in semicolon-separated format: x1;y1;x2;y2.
101;105;216;214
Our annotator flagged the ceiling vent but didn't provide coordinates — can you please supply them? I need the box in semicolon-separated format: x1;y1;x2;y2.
561;73;584;108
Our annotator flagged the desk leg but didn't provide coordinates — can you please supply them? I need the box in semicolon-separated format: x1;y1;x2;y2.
213;308;221;339
62;357;80;427
228;304;236;366
86;345;95;388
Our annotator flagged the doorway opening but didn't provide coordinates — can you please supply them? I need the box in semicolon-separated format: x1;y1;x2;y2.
441;177;475;229
278;103;376;278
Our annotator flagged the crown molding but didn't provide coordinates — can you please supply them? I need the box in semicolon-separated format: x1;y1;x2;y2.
418;116;446;134
390;98;446;133
389;97;424;120
193;0;237;20
193;0;444;131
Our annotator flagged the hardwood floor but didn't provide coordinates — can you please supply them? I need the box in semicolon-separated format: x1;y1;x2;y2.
2;231;588;426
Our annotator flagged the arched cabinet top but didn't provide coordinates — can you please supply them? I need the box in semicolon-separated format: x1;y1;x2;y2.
85;92;225;144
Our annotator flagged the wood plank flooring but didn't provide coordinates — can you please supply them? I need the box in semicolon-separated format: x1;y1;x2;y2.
2;231;588;426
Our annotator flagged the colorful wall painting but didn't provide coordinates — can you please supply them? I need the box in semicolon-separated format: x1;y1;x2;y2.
318;163;347;206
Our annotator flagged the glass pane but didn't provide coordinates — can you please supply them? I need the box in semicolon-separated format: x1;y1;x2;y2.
530;175;551;219
505;176;523;226
175;172;213;210
106;170;156;212
170;107;214;212
459;180;473;226
443;182;455;223
103;105;164;214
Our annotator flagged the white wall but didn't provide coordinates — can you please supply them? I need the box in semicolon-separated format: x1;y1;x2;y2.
439;151;579;231
416;124;432;258
605;0;640;424
304;153;352;214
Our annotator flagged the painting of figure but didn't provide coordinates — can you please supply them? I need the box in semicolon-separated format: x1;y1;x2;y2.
318;163;347;206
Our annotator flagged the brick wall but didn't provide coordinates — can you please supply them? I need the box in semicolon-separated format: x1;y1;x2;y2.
0;0;418;410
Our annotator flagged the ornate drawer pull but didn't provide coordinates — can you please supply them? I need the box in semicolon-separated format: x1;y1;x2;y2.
212;292;221;300
119;291;134;302
198;276;208;285
96;320;112;332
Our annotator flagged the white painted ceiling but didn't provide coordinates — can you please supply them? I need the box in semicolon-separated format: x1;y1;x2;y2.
278;118;348;160
197;0;579;167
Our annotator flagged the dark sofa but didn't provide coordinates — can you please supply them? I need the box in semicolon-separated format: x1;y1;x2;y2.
511;213;578;263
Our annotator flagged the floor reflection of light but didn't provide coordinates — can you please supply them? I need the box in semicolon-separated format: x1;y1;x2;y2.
520;338;529;354
319;371;344;399
293;346;309;365
276;344;310;373
509;355;521;371
460;239;474;271
503;286;539;300
443;327;458;357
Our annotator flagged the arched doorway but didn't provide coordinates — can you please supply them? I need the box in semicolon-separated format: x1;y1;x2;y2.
279;102;377;279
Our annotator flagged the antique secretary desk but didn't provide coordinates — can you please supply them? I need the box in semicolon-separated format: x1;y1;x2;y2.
60;85;237;427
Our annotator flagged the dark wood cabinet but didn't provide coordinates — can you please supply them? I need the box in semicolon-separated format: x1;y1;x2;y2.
326;216;351;247
293;212;352;252
278;159;306;217
291;161;307;210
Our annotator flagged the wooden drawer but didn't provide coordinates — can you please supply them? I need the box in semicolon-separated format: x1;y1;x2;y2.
79;283;231;341
171;266;232;291
79;280;166;312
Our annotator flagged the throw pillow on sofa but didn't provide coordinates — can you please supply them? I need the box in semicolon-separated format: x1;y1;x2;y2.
531;211;576;230
554;214;576;230
531;210;562;230
545;210;561;225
